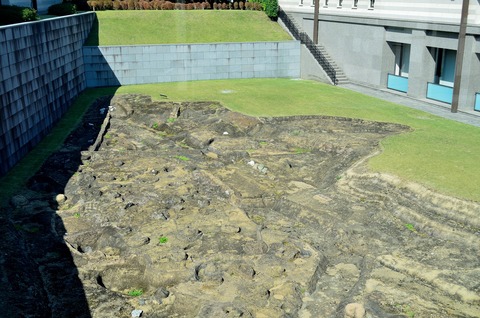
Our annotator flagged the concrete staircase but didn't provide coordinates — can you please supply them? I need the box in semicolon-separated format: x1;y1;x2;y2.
316;47;349;84
278;8;349;85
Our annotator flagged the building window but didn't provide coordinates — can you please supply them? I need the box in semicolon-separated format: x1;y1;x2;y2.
353;0;358;8
369;0;375;8
393;44;410;77
433;48;456;87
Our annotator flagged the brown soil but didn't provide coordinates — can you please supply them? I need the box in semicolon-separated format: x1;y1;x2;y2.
1;94;479;318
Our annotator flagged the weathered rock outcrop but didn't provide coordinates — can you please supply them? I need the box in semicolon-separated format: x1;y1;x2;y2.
1;94;479;318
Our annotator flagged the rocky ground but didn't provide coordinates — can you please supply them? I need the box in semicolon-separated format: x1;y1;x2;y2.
1;94;479;318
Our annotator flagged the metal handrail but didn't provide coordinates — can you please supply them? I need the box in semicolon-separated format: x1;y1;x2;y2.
278;8;337;85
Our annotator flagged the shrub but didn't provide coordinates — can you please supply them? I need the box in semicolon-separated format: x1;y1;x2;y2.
139;0;151;9
203;1;211;9
244;1;251;9
238;1;244;9
233;2;238;9
161;1;175;9
48;3;77;15
0;5;38;25
112;0;121;9
174;2;185;9
72;0;90;11
48;3;77;16
263;0;278;19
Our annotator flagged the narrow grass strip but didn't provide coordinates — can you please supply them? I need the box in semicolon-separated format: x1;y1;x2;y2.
0;87;118;206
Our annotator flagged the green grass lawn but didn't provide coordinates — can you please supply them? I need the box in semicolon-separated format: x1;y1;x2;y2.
84;11;292;46
2;79;479;204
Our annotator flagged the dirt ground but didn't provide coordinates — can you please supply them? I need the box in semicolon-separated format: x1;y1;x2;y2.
1;94;479;318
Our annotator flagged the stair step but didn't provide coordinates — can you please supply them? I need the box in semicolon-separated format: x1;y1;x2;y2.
280;10;348;85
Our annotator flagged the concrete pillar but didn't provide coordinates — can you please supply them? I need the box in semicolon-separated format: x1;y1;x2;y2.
408;29;434;99
457;35;480;111
380;41;395;87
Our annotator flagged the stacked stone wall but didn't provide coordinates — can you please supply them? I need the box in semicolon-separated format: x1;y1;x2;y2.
83;41;301;87
0;13;95;176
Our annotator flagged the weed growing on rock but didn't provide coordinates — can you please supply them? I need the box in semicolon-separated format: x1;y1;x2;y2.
74;212;81;218
404;224;415;232
294;148;310;154
290;130;304;136
396;304;415;318
158;236;168;244
167;118;176;123
174;155;189;161
128;289;143;297
151;122;159;129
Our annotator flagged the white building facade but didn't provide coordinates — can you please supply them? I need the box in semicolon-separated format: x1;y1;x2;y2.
280;0;480;113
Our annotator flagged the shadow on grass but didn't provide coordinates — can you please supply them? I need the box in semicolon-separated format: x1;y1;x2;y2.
0;87;118;316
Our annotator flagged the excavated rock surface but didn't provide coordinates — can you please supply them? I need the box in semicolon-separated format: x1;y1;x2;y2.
1;94;479;318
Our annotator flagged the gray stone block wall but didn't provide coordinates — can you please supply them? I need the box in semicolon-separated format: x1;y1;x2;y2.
83;41;301;87
0;13;95;176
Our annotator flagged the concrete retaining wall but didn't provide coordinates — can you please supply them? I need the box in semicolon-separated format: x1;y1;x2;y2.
83;41;301;87
0;13;95;176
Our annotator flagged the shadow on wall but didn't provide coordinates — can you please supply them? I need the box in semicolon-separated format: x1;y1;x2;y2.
0;93;117;316
83;16;121;87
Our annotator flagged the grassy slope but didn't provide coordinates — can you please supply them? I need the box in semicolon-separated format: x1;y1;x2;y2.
84;11;292;45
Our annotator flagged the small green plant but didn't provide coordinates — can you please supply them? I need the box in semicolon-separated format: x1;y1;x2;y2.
336;175;342;180
294;147;310;154
405;223;416;232
167;117;176;123
104;133;112;139
128;289;143;297
259;141;268;146
151;122;159;129
158;236;168;244
74;212;81;218
396;304;415;318
174;155;189;161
